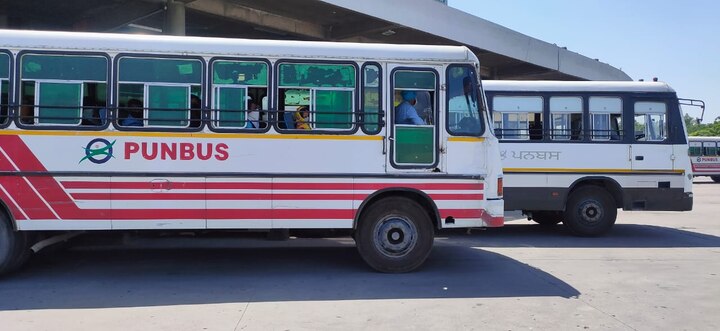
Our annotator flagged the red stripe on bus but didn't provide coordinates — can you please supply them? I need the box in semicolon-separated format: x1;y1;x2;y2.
69;192;483;201
439;209;504;227
439;209;484;219
61;181;484;191
0;186;26;221
0;149;58;219
113;209;206;220
429;194;484;200
110;209;354;220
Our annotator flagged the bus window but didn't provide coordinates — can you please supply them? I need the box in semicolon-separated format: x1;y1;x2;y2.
634;101;667;141
492;96;543;140
0;52;9;125
447;65;482;135
392;69;437;166
590;97;622;141
703;142;718;156
19;54;108;126
688;141;702;156
117;57;202;128
550;96;582;140
362;63;382;134
211;60;268;129
277;62;355;131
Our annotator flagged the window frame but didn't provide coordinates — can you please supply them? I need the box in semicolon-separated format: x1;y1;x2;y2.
360;62;383;135
702;141;718;156
633;100;668;142
0;49;12;129
589;96;623;142
549;96;583;141
445;64;485;137
490;95;543;141
113;53;206;132
208;57;272;133
273;59;359;135
15;50;111;131
388;66;440;169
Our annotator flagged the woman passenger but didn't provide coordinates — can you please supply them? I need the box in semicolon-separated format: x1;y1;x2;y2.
294;105;311;130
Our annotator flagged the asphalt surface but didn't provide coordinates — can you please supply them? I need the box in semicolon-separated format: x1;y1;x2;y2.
1;178;719;330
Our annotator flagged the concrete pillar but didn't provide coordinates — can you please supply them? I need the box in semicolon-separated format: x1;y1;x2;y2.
164;0;186;36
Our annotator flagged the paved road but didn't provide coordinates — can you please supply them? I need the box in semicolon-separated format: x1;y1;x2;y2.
1;178;719;330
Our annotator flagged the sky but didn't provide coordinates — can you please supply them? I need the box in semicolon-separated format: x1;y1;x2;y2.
449;0;720;123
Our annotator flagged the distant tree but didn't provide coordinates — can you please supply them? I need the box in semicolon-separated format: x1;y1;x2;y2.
684;113;701;133
690;121;720;136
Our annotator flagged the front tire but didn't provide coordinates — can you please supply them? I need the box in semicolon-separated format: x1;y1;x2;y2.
355;197;434;273
0;213;32;276
563;186;617;236
711;176;720;183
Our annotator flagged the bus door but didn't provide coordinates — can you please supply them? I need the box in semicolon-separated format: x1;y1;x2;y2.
630;99;675;171
386;65;442;172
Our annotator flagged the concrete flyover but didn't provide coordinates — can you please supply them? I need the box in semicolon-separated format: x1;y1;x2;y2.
0;0;631;81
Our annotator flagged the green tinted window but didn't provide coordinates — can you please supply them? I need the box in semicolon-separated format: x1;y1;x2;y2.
213;61;267;85
119;57;201;84
363;64;381;133
147;85;189;126
215;87;246;127
0;53;9;78
22;54;106;81
395;71;435;90
316;90;352;129
279;63;355;88
688;146;702;157
38;82;82;125
395;126;434;164
1;80;7;124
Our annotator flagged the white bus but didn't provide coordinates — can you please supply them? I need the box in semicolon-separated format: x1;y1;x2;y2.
483;80;692;236
0;29;504;274
688;136;720;182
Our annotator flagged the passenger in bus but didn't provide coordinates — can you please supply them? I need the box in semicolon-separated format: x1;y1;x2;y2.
395;91;425;125
121;98;143;127
414;91;432;124
247;100;260;128
20;96;34;124
294;105;311;130
189;95;201;128
81;97;108;126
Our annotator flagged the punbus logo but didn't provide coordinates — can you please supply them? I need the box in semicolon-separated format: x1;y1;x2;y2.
80;138;116;164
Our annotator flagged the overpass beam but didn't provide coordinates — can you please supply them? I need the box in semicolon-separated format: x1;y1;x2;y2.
186;0;327;39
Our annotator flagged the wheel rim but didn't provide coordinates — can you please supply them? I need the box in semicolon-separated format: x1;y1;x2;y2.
578;200;603;224
372;215;418;258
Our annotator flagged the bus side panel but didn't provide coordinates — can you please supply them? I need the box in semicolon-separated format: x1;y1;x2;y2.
272;177;354;229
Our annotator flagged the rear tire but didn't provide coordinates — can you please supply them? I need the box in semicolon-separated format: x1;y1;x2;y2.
0;213;32;276
355;197;434;273
530;211;562;226
711;176;720;183
563;186;617;236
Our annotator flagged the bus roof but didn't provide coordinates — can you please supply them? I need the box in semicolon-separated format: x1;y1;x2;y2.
0;29;477;64
688;136;720;142
482;80;676;93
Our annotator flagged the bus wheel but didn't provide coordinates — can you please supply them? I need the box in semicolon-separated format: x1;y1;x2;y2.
563;186;617;237
531;211;562;226
355;197;434;273
711;176;720;183
0;214;32;276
